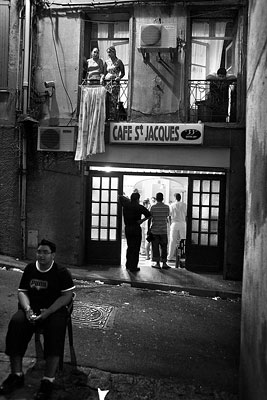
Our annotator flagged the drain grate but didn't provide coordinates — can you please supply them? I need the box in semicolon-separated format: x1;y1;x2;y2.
72;301;116;329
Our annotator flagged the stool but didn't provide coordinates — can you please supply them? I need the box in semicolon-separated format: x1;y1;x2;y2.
35;293;77;370
175;239;186;268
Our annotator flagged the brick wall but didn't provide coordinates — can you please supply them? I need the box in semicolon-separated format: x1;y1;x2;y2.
0;126;22;257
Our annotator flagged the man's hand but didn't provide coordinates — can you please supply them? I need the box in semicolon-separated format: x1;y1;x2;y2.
34;308;49;321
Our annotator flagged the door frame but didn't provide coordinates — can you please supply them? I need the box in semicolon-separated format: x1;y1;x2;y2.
83;165;227;271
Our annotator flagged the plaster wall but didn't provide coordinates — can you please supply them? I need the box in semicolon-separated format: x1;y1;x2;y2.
0;1;21;257
240;0;267;398
0;0;19;124
132;4;186;121
26;138;82;266
35;13;81;125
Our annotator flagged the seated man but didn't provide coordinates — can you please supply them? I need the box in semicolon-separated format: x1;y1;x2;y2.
0;239;75;400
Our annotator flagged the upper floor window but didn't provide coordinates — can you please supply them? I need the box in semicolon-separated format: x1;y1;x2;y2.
191;19;236;80
188;15;239;123
82;18;129;118
89;21;129;82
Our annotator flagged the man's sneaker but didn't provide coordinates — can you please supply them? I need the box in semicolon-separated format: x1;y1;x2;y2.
162;263;171;269
0;373;24;394
152;263;161;269
34;379;54;400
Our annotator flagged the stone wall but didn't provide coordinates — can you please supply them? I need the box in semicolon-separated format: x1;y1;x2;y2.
240;0;267;398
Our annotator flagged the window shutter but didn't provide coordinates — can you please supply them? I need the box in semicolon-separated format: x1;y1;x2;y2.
0;0;10;88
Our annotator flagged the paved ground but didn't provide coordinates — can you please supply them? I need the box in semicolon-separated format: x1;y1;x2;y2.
0;264;241;400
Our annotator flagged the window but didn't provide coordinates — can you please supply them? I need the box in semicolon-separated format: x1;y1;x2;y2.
0;0;10;88
189;14;238;123
90;176;119;241
191;19;236;80
83;18;129;108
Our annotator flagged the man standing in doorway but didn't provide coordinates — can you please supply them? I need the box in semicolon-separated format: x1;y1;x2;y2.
119;192;151;272
150;192;170;269
168;193;187;261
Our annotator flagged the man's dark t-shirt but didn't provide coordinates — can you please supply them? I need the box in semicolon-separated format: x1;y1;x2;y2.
119;195;151;226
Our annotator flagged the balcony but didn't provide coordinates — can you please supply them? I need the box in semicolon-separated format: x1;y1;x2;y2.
79;79;128;122
188;80;237;123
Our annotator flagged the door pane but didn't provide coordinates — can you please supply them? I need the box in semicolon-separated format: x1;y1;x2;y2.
210;234;218;246
201;220;209;231
201;193;210;206
102;177;110;189
210;220;218;232
211;180;220;193
200;234;208;245
110;229;117;240
111;177;118;189
91;216;99;226
193;193;200;204
201;207;209;219
91;228;98;240
211;194;220;206
101;216;108;227
101;203;108;214
100;229;108;240
92;190;100;201
192;220;199;231
92;203;99;214
92;177;100;188
192;232;198;244
211;207;219;218
102;190;109;202
111;190;118;202
110;216;117;227
202;180;210;191
192;207;200;218
193;180;200;191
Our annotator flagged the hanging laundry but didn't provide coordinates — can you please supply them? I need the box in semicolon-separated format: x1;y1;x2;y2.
75;85;106;160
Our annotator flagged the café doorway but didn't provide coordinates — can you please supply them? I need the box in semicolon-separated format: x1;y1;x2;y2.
85;166;226;272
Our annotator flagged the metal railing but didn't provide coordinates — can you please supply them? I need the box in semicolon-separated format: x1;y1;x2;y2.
188;80;237;123
80;79;128;121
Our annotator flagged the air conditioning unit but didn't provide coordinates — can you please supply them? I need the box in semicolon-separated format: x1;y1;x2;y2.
139;24;177;49
37;126;75;152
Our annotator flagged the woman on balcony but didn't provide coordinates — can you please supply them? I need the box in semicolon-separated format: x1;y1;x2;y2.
86;48;104;85
103;46;125;120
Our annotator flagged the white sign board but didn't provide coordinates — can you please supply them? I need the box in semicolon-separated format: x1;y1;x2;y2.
110;123;203;145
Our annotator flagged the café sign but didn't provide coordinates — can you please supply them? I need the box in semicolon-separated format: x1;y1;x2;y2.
110;122;203;145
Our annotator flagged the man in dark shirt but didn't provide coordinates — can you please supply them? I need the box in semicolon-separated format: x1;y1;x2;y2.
119;192;151;272
0;239;75;400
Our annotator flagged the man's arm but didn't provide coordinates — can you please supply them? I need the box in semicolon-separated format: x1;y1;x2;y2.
118;194;130;207
137;207;151;225
36;291;73;321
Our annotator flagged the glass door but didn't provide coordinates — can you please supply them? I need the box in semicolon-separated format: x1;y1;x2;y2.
85;172;123;265
186;175;226;271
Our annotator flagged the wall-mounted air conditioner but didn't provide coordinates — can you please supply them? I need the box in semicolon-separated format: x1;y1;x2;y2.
138;24;177;49
37;126;75;152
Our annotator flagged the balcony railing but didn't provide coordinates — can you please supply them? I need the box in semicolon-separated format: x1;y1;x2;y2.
80;79;128;122
188;80;237;123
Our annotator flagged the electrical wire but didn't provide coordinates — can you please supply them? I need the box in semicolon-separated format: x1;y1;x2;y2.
49;8;76;125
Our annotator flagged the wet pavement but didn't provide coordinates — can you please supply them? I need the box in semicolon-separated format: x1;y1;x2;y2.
0;254;242;299
0;255;242;399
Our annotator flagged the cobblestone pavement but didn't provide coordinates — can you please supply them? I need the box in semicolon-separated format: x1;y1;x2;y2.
0;354;238;400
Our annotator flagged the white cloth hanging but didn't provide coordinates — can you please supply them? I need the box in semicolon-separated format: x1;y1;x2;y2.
75;86;106;160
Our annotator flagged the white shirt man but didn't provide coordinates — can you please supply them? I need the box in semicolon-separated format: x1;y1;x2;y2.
168;193;187;261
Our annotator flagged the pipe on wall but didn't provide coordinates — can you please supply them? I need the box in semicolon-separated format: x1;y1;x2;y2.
20;0;32;257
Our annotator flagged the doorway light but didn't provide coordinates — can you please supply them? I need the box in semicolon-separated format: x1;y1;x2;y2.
89;166;226;175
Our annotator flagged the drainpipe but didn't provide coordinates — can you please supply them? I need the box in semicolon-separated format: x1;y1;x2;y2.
20;0;31;257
